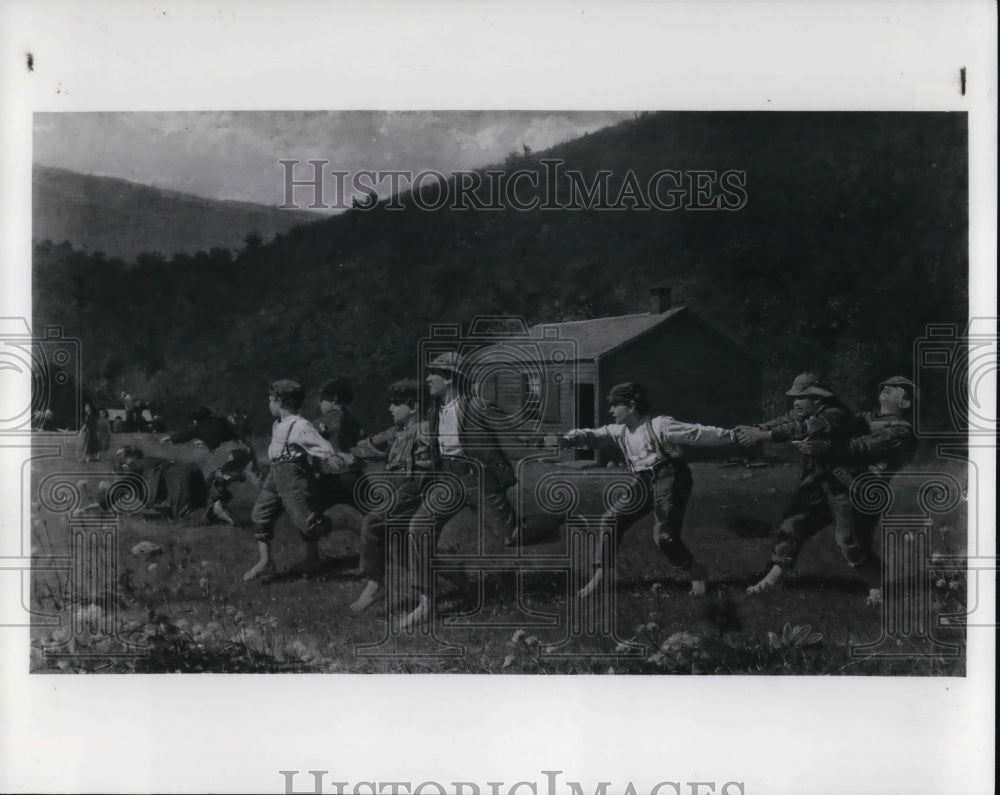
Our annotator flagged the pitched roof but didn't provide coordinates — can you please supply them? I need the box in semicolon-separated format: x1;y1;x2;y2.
528;306;686;360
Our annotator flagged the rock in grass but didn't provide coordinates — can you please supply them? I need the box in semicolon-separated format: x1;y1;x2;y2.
130;541;163;559
661;631;704;655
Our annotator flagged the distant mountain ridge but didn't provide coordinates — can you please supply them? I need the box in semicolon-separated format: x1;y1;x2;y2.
32;165;321;261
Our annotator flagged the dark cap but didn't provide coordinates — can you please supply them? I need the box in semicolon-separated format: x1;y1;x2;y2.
269;379;305;407
879;375;916;391
607;382;645;405
388;379;420;405
427;352;463;373
785;372;834;398
319;376;354;405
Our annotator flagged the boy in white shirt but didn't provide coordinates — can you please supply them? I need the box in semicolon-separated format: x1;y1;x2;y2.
560;382;735;597
243;379;338;582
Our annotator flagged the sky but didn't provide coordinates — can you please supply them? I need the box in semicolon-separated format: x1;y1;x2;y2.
33;111;632;212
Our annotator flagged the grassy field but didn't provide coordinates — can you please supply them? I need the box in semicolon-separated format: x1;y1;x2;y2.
29;433;968;675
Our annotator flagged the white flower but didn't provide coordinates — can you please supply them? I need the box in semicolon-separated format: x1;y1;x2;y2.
510;629;527;643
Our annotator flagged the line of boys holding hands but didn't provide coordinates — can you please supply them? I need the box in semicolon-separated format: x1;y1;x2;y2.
237;364;914;624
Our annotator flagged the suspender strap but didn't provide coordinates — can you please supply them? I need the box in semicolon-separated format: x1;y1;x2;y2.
617;417;676;474
272;418;304;462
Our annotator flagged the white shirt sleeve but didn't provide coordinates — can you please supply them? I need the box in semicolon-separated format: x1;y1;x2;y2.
289;419;335;459
565;424;618;447
654;416;733;447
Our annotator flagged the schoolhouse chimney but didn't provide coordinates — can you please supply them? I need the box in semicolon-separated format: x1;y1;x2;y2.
649;285;673;314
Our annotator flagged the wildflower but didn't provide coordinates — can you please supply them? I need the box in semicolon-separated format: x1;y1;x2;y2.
650;583;662;593
935;579;947;589
948;580;960;592
191;624;205;636
198;577;209;589
930;552;944;563
646;652;666;666
524;635;539;647
510;629;527;643
148;563;158;572
645;621;659;633
606;666;616;675
200;560;210;569
175;619;190;631
502;654;516;669
941;617;951;626
224;605;237;616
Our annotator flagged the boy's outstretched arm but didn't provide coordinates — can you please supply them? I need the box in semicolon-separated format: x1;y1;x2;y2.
656;416;735;447
560;425;613;449
349;428;392;462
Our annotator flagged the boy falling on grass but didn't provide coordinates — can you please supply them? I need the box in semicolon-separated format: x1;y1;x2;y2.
242;379;337;582
559;382;736;598
345;379;434;612
735;372;878;602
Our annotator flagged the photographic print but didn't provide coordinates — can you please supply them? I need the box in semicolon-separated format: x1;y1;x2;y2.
25;109;972;676
1;3;994;795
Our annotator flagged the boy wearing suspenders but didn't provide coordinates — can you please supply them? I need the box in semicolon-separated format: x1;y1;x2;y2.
560;382;736;597
243;380;338;582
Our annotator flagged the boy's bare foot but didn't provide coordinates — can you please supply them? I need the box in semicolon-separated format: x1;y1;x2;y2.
396;594;430;630
210;500;236;526
350;580;384;612
242;560;276;582
687;562;708;596
746;564;786;594
865;588;883;607
576;567;604;598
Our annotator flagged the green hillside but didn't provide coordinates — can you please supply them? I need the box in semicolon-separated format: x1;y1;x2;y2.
32;112;967;433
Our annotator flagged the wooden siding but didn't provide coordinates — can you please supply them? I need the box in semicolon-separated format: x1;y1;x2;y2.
598;311;759;428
